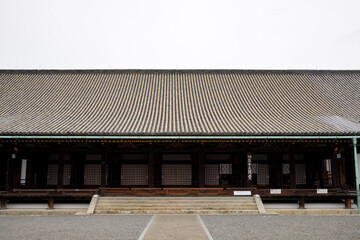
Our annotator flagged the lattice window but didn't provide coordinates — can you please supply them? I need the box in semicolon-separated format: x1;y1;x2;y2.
295;164;306;185
251;163;258;174
205;164;219;185
84;164;101;185
47;164;72;185
219;164;232;174
47;164;58;185
162;164;192;185
63;164;71;185
282;163;290;174
121;164;148;185
257;164;269;185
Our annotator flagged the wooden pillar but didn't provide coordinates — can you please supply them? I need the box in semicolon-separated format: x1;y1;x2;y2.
290;151;296;189
331;151;339;188
247;152;253;187
12;153;20;189
154;152;162;187
5;155;10;190
0;198;7;209
345;197;352;209
305;153;313;187
101;146;107;188
48;198;54;209
148;151;155;188
192;152;199;187
110;154;120;187
57;147;64;189
269;153;280;188
298;198;305;209
199;150;205;188
232;154;241;187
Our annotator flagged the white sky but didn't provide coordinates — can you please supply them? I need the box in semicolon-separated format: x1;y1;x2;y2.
0;0;359;70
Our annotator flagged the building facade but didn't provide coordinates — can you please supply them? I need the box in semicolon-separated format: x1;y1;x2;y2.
0;70;359;208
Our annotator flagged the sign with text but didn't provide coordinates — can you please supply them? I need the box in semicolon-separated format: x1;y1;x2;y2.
317;189;328;194
270;189;281;194
234;191;252;196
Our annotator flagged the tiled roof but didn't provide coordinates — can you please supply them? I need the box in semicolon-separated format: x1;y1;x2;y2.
0;70;359;136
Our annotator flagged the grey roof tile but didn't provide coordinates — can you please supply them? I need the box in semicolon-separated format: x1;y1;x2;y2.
0;70;359;136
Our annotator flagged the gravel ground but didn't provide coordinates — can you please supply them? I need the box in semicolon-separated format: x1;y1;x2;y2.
0;215;153;240
200;215;360;240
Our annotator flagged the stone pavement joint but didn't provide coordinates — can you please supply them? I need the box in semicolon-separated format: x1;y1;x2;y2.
142;214;209;240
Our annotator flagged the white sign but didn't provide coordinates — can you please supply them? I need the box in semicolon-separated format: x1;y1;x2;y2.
270;189;281;194
234;191;251;196
317;189;328;194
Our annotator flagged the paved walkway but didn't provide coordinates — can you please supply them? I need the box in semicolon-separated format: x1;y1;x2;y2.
142;215;209;240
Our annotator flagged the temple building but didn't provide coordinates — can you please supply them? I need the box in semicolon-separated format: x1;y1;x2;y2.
0;70;359;210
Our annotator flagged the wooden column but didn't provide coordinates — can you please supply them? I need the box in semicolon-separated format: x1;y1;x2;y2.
0;198;7;209
12;153;20;189
247;152;253;187
232;154;241;187
57;147;64;189
269;153;280;188
298;198;305;209
331;151;339;188
72;152;84;188
192;152;199;187
101;146;108;188
154;153;162;187
5;155;10;190
111;154;121;187
305;153;313;187
148;151;155;188
48;198;54;209
345;197;352;209
198;150;205;188
290;151;296;189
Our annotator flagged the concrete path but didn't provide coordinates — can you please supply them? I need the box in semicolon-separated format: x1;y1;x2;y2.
142;215;209;240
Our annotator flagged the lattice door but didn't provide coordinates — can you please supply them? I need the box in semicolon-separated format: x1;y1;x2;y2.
295;164;306;185
84;164;101;185
121;164;148;185
162;164;192;185
205;164;219;185
47;164;58;185
257;164;269;185
47;164;72;185
63;164;71;185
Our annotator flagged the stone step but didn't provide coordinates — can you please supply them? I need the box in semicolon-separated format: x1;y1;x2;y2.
93;196;260;215
95;206;259;211
99;197;254;201
98;198;255;203
94;209;259;214
96;203;257;207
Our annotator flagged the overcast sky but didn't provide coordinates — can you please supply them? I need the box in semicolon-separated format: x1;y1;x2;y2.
0;0;359;70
